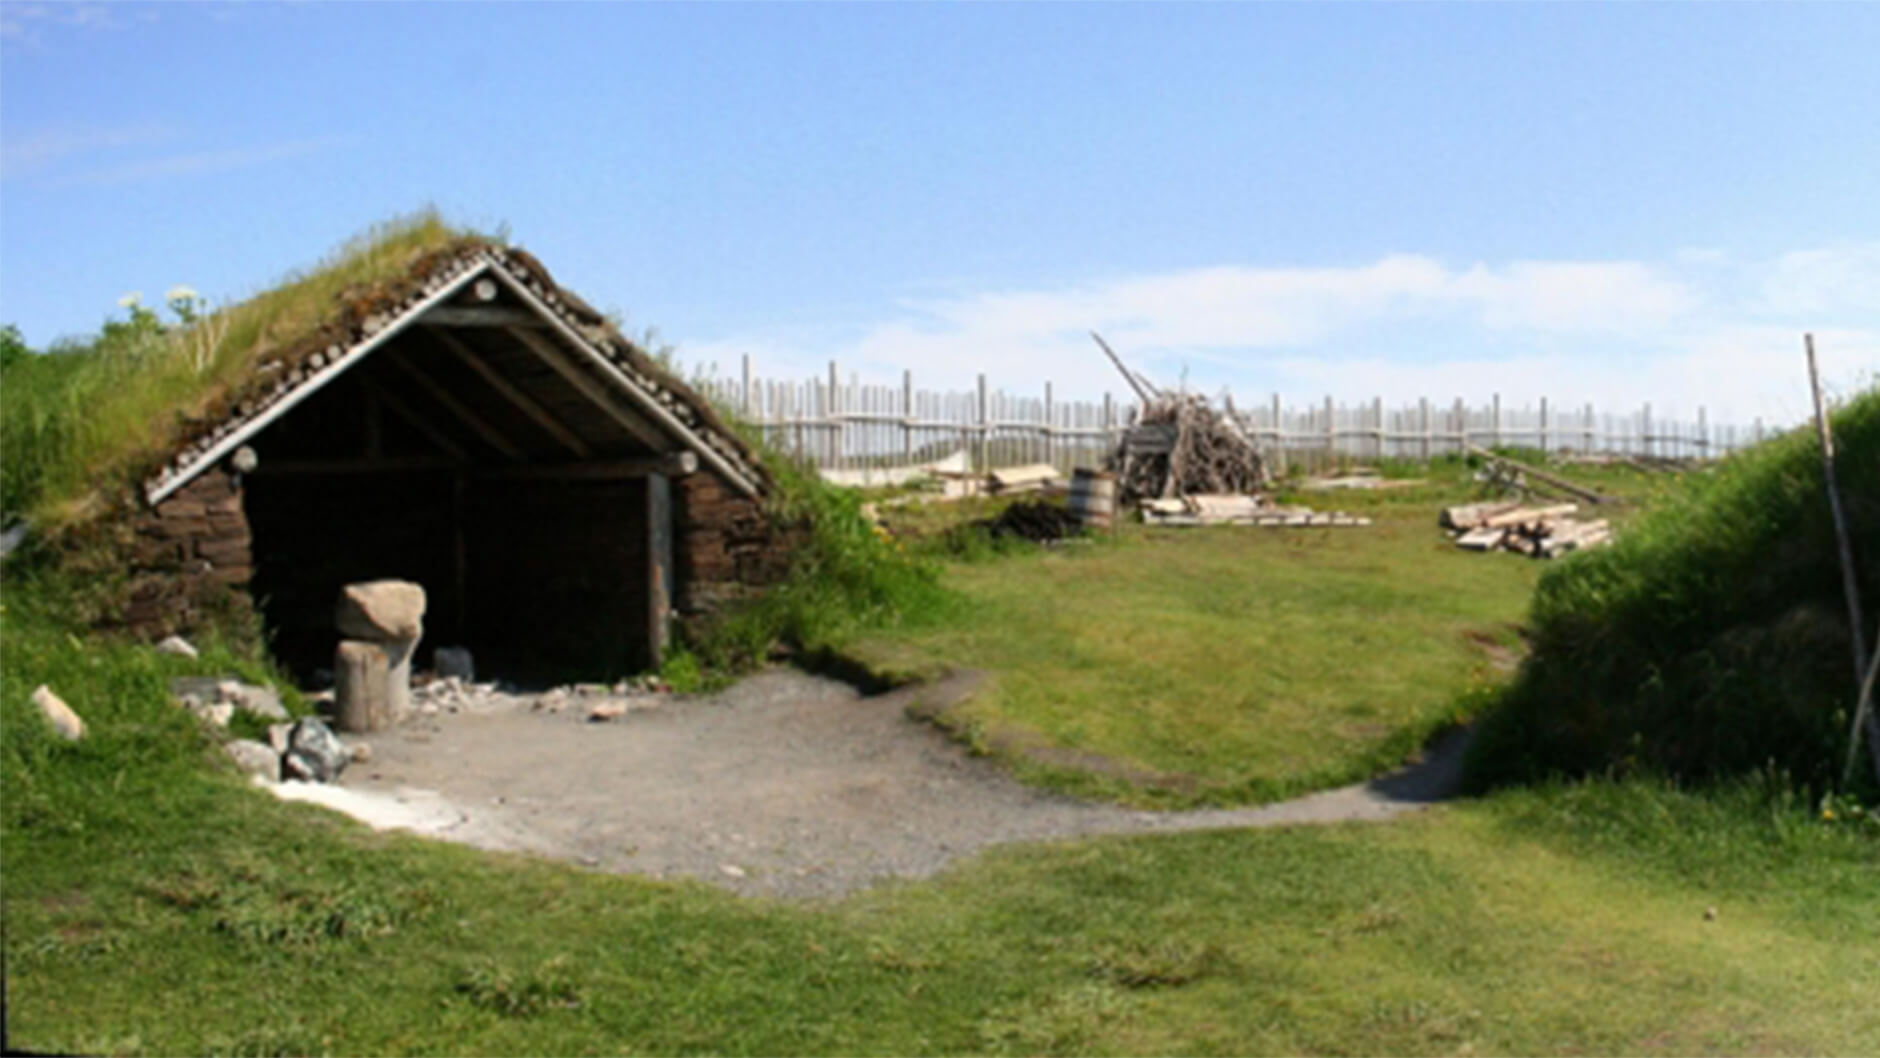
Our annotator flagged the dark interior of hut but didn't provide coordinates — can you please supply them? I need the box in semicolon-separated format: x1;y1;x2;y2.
241;323;660;688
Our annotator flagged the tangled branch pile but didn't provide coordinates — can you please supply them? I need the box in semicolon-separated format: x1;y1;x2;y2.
1092;333;1267;504
1111;394;1268;504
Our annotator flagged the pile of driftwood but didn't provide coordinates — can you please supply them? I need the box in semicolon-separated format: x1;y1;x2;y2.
1094;334;1267;504
1442;502;1611;558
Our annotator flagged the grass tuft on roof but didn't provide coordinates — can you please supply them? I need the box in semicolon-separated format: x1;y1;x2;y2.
2;210;492;529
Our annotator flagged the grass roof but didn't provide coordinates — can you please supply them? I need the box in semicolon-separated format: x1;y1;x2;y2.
3;210;487;528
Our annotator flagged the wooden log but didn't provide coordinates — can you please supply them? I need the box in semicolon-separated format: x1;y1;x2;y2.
1467;445;1616;504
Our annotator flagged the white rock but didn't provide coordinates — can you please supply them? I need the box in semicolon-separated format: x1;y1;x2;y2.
335;580;426;641
30;685;84;741
719;864;747;879
224;739;280;781
155;635;199;659
587;702;627;722
349;742;373;763
267;722;294;754
194;702;235;728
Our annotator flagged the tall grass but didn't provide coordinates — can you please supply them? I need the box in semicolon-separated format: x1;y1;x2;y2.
0;211;471;529
684;438;950;677
1471;388;1880;792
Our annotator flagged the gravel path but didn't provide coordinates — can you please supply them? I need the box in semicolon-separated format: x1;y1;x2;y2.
329;668;1469;900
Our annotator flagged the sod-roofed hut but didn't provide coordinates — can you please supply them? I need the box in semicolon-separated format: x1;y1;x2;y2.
126;235;788;682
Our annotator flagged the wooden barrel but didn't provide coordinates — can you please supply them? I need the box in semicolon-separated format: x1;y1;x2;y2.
1068;468;1117;530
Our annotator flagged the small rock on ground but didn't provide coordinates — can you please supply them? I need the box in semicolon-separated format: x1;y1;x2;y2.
31;685;84;741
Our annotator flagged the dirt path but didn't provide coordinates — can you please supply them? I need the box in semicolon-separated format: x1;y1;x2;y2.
320;668;1470;900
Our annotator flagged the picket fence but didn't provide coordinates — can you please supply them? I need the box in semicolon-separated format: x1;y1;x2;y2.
699;357;1767;480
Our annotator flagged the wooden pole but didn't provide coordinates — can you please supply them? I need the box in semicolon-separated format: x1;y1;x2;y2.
1090;332;1155;403
1808;335;1876;783
1466;444;1615;504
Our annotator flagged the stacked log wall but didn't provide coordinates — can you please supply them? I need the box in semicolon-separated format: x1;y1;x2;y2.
123;468;254;637
675;472;801;624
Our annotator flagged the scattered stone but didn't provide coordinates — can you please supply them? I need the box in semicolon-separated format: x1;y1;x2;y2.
719;864;747;879
267;723;294;754
194;702;235;728
419;702;440;717
223;682;286;720
282;717;349;783
574;682;611;697
1704;906;1718;922
434;646;475;682
155;635;199;659
349;742;373;764
224;739;280;781
334;580;427;641
30;685;85;741
587;702;627;723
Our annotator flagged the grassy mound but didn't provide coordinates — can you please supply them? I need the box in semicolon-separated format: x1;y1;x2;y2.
1472;388;1880;792
0;211;471;531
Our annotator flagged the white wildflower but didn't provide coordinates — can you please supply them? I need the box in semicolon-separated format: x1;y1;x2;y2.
117;291;142;308
165;285;199;304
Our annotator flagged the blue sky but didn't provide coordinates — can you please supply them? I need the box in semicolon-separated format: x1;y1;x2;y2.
3;2;1876;426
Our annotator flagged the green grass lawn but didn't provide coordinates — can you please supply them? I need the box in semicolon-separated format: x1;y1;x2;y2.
5;741;1874;1056
852;489;1542;806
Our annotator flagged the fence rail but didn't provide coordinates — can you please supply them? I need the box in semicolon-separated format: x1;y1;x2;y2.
700;357;1769;480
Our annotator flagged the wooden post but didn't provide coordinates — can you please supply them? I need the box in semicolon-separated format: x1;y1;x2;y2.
1044;381;1056;470
646;472;673;667
1539;396;1549;456
902;369;914;466
1372;396;1384;460
828;361;841;471
1453;397;1466;455
977;373;990;472
1697;405;1708;459
1806;336;1876;784
1491;392;1502;450
1584;403;1595;454
1420;397;1431;461
1324;394;1335;465
741;353;752;417
1642;401;1653;459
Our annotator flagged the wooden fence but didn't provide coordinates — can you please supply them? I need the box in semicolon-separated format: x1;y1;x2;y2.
699;356;1769;479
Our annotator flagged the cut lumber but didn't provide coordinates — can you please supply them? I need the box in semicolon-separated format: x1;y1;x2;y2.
1484;503;1579;529
1455;526;1508;550
1441;501;1522;531
989;463;1062;492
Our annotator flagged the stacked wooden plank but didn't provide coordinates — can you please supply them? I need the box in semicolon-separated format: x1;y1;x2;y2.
1141;494;1371;528
987;463;1064;495
1441;501;1611;557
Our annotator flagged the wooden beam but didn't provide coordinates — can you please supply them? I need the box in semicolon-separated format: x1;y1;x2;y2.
385;353;527;462
487;265;762;498
424;326;592;458
249;456;459;476
360;378;470;461
420;305;549;328
474;453;697;481
1466;445;1616;505
502;324;670;451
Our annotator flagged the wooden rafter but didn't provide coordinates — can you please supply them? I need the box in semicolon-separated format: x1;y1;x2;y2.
421;305;549;328
423;326;592;458
502;324;670;452
385;353;527;462
359;377;470;461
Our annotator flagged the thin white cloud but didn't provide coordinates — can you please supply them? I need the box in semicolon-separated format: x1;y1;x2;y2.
0;2;154;44
680;244;1879;429
0;123;173;178
65;136;348;186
